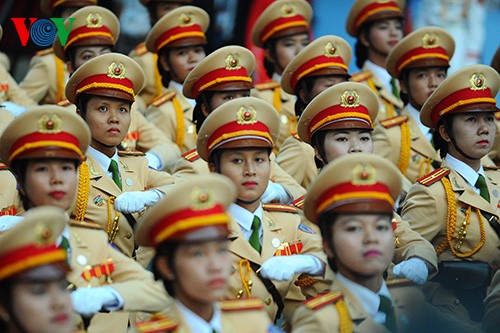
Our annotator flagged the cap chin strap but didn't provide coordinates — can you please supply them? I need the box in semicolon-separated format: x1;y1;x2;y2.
446;124;480;161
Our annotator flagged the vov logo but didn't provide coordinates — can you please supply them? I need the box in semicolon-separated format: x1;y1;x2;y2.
11;18;75;47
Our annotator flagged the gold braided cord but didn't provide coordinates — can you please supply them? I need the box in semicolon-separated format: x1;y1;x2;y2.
152;54;162;101
436;177;486;257
75;162;90;221
238;259;252;298
336;299;353;333
366;78;397;118
273;86;282;113
54;55;65;103
397;122;411;176
172;97;185;149
419;158;432;178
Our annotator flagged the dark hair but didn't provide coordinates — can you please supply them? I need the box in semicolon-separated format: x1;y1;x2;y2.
294;77;316;117
153;240;180;297
208;147;273;173
146;1;160;24
398;69;410;105
76;93;94;119
354;22;374;69
310;131;329;169
263;39;278;78
434;115;454;158
0;278;25;332
158;44;209;88
193;91;216;133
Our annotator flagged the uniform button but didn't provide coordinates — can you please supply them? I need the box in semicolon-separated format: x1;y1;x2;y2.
265;298;272;305
125;232;132;239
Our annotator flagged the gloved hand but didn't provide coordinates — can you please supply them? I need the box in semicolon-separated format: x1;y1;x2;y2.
0;215;23;231
71;286;121;316
145;151;162;170
114;190;163;214
261;180;292;204
393;257;429;285
260;255;319;281
1;101;27;117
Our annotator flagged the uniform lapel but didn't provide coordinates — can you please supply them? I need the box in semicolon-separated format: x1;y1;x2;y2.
406;110;440;161
363;63;403;110
260;211;285;260
86;155;122;197
228;219;262;264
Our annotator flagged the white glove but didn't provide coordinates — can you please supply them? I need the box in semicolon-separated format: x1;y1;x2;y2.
114;190;163;214
260;255;320;281
145;151;162;170
261;180;292;204
393;257;429;285
0;215;23;231
1;101;27;117
71;286;121;316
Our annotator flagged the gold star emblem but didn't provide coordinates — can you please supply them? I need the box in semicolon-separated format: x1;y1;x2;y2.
179;13;193;26
225;53;241;70
469;73;486;91
38;114;62;133
86;13;103;28
340;90;360;108
35;222;54;246
237;106;257;125
281;4;296;17
422;33;439;48
324;42;338;57
107;62;125;79
352;164;376;185
191;187;215;210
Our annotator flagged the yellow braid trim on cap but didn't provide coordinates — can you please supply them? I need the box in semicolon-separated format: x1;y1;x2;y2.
317;191;394;214
208;130;273;151
76;82;135;98
438;97;497;117
156;31;206;51
75;161;90;221
436;177;485;257
172;97;185;149
9;141;84;164
297;62;348;81
261;22;309;44
310;112;372;133
397;53;450;73
336;299;353;333
198;76;252;93
54;54;65;102
0;250;67;280
397;121;411;176
64;32;114;50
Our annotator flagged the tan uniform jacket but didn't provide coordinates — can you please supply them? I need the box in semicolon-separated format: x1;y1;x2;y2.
373;107;441;184
143;82;195;160
172;149;306;200
351;63;403;122
0;163;18;216
487;117;500;166
19;49;68;104
67;220;170;333
226;207;326;321
251;83;296;150
401;161;500;266
275;134;318;189
129;42;162;105
0;65;36;106
70;154;175;257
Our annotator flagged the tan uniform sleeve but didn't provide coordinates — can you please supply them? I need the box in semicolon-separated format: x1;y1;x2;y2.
276;136;318;189
270;153;306;200
19;55;51;104
291;304;340;333
373;123;401;167
0;66;36;106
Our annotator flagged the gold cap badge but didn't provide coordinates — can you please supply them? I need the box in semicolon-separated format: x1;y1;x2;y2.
340;90;360;108
281;4;296;17
470;73;486;91
237;106;257;125
225;53;241;70
179;13;193;26
191;187;215;210
107;62;125;79
35;222;54;246
86;13;103;28
324;42;338;57
422;33;439;48
352;163;376;185
38;114;62;133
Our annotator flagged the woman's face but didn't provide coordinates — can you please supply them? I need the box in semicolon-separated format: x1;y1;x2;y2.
364;18;403;59
170;240;231;306
24;159;77;210
327;214;394;283
268;33;310;75
207;90;251;114
161;45;206;83
442;112;497;162
317;129;373;164
68;45;112;73
10;264;73;333
401;67;447;110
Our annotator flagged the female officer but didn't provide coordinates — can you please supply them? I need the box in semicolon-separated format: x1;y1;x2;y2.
401;65;500;322
134;174;278;333
251;0;312;149
0;207;73;333
346;0;405;120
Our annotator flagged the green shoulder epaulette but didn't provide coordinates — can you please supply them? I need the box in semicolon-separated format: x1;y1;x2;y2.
304;291;344;310
182;148;200;162
386;277;414;287
148;91;176;107
417;167;450;186
69;220;103;230
118;150;146;157
135;314;178;333
0;162;8;170
379;115;409;129
221;298;265;312
291;196;304;209
262;203;298;214
350;71;373;82
57;99;72;107
291;132;302;142
131;42;148;56
35;48;54;56
254;81;281;91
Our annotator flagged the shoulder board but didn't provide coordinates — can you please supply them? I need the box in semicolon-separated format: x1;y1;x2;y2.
0;162;8;170
118;150;146;157
148;91;176;107
182;148;200;162
35;48;54;56
262;203;298;214
69;220;103;230
304;291;344;310
291;132;302;142
386;277;414;287
379;115;409;128
350;71;373;82
291;196;304;209
417;167;450;186
221;298;265;312
254;81;281;91
57;99;72;107
484;164;500;170
135;314;178;333
132;42;148;56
